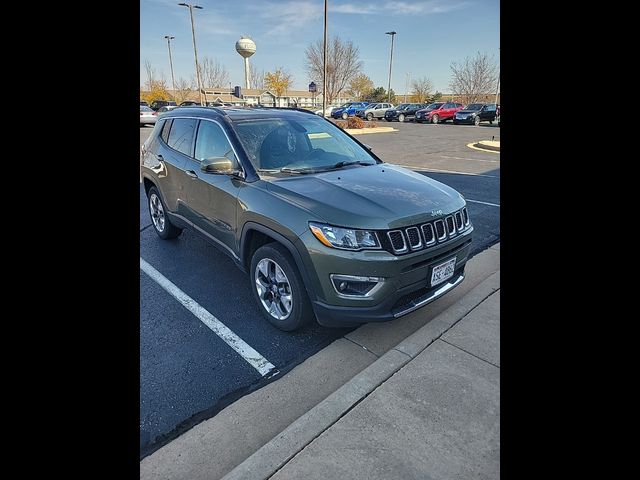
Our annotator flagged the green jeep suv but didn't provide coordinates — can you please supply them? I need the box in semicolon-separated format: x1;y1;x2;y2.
141;107;473;331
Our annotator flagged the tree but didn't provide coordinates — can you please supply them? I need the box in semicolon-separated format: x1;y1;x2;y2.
305;36;363;105
429;91;443;103
367;86;397;103
410;76;434;103
449;51;498;105
173;77;194;104
264;67;293;101
347;74;374;101
198;56;230;88
250;68;266;90
141;59;170;102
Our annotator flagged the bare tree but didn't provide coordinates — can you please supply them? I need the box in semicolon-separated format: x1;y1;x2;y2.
449;52;498;104
250;68;266;90
173;77;194;104
198;56;230;88
305;36;363;105
143;59;155;91
411;76;434;103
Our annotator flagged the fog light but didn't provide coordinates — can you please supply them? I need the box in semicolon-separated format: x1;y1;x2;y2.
330;274;385;298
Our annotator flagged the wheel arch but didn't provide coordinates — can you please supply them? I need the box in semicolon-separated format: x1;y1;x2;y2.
240;222;318;301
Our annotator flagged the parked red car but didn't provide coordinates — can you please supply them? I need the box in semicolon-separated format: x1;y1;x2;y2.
415;102;464;124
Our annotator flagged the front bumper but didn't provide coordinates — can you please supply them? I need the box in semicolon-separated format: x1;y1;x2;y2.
297;228;473;327
453;116;474;124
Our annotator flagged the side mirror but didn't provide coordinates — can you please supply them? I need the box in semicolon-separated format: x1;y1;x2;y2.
201;157;233;174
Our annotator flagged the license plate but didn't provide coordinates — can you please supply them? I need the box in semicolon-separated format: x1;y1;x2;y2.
430;257;456;286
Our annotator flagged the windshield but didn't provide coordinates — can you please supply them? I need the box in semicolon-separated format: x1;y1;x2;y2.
140;106;153;112
339;103;355;108
233;116;377;174
426;103;443;110
465;104;483;110
395;104;409;110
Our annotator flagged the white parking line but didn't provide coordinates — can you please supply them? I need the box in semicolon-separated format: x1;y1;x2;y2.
466;199;501;207
140;258;277;377
409;166;500;178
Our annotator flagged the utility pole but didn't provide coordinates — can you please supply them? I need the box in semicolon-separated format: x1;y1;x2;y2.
404;71;410;102
164;35;176;95
178;3;207;105
322;0;328;116
385;31;396;103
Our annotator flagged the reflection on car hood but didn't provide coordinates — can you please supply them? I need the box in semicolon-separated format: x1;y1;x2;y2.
266;164;464;229
456;110;479;114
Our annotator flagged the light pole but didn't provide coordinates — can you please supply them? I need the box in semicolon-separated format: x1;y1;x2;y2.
164;35;177;96
178;3;207;106
494;47;500;107
322;0;328;116
385;31;396;103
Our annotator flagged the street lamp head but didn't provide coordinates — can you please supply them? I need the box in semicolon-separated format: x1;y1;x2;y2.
385;31;397;35
193;5;203;8
164;35;175;39
178;2;188;6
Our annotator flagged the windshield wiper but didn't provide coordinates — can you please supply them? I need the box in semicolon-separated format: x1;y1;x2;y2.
279;166;316;174
331;160;376;169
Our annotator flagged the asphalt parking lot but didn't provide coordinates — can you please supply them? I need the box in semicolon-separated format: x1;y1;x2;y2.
139;118;500;457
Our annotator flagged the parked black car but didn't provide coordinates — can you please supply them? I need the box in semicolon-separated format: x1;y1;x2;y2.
140;101;149;107
452;103;498;125
150;100;178;111
180;101;201;106
383;103;427;122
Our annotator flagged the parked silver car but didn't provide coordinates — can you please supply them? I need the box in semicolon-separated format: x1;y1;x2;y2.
355;103;395;121
140;106;157;126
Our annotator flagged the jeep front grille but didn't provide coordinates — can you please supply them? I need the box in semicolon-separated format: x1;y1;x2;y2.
382;208;471;255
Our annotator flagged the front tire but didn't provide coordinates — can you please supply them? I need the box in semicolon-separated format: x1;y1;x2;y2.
342;112;348;120
148;186;182;239
250;243;314;331
431;114;439;124
398;113;405;122
474;116;481;126
366;113;373;121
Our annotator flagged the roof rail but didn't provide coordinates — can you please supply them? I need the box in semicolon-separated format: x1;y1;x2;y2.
268;107;317;115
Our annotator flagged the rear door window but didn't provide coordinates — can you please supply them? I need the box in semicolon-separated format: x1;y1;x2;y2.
167;118;197;156
160;119;172;143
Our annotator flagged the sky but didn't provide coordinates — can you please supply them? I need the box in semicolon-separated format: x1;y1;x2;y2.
140;0;499;94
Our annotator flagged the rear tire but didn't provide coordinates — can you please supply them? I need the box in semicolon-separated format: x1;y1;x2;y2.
250;243;314;331
148;186;182;239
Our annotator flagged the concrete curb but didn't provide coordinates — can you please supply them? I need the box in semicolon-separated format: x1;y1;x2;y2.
344;127;397;135
222;268;501;480
468;140;500;153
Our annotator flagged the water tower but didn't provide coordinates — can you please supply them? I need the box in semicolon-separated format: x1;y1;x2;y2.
235;36;256;89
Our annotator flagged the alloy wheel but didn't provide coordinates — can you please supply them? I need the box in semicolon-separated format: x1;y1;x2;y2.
149;193;165;233
255;258;293;320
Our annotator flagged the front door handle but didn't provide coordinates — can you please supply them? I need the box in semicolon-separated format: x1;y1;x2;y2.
185;170;198;178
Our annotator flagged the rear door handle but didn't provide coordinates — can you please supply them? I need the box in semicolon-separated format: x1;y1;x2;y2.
185;170;198;178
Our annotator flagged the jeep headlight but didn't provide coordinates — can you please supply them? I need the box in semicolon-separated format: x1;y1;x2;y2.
309;222;380;250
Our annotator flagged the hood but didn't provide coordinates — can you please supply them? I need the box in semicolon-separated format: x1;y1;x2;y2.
265;164;465;230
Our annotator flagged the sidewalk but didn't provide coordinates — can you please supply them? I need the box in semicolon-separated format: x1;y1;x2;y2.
141;244;500;480
223;263;500;479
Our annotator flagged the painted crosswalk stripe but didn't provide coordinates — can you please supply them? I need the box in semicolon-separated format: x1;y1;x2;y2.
140;257;276;377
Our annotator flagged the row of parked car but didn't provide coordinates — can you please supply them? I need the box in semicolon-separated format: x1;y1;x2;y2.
140;100;236;126
321;101;500;126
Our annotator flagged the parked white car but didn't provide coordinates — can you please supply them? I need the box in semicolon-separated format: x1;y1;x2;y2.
314;106;335;117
